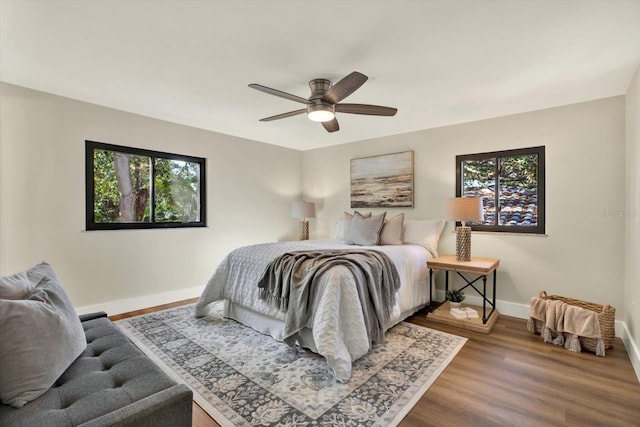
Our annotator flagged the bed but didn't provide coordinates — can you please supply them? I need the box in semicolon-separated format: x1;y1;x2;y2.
195;215;445;381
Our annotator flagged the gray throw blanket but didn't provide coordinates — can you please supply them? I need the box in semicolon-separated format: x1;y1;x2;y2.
257;249;401;349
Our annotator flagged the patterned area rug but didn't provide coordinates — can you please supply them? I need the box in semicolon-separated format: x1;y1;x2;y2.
116;303;466;426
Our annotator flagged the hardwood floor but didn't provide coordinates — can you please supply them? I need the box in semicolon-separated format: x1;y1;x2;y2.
111;300;640;427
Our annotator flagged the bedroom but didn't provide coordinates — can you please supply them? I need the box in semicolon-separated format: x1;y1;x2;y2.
1;0;640;425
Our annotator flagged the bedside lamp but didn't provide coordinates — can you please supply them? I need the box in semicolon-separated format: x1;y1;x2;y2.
291;201;316;240
446;197;484;262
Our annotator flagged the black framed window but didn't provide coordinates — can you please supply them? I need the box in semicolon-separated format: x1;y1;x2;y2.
456;146;545;234
86;141;206;230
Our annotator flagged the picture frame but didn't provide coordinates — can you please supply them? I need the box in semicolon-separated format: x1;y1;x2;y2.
350;151;414;208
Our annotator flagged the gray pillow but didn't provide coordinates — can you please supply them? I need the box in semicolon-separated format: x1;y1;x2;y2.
0;262;59;300
337;211;372;240
345;212;387;245
0;275;87;407
379;213;405;245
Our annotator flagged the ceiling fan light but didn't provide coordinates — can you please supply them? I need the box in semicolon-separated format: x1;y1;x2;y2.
307;104;335;122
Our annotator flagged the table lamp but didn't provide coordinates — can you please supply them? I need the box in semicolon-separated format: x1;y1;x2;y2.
446;197;484;262
291;201;316;240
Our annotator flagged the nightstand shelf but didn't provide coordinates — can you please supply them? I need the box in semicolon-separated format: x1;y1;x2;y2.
426;255;500;334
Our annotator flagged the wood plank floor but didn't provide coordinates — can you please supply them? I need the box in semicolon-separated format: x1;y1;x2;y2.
111;300;640;427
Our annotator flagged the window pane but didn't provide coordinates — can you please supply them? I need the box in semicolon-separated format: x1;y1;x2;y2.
93;149;151;223
154;158;201;223
462;158;495;225
498;154;538;226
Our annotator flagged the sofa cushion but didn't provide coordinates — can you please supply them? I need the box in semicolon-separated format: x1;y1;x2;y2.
0;316;192;427
0;262;59;300
0;275;86;408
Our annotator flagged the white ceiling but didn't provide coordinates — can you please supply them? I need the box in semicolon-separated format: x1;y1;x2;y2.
1;0;639;151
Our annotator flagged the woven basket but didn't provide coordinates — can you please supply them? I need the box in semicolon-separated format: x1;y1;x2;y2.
531;290;615;353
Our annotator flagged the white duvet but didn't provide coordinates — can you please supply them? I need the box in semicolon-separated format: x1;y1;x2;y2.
195;239;431;380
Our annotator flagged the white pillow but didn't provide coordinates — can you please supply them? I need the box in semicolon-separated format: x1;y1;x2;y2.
336;211;372;240
379;213;404;245
403;219;446;257
345;212;386;246
335;219;346;240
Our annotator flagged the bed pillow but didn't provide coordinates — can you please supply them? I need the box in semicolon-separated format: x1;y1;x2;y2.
0;262;59;300
345;212;387;246
0;274;86;408
336;211;372;240
403;219;446;257
379;213;405;245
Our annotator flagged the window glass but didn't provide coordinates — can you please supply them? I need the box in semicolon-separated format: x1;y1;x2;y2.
498;154;538;227
154;159;201;223
461;158;495;226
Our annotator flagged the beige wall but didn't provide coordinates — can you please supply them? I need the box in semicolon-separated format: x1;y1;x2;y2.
626;65;640;351
0;83;302;312
0;83;630;327
303;97;626;316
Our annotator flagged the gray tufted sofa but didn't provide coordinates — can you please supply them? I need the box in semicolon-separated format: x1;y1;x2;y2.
0;312;193;426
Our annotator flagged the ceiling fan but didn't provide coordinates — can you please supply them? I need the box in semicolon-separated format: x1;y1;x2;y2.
248;71;397;133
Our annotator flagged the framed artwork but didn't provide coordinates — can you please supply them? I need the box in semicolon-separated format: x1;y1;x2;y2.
350;151;414;208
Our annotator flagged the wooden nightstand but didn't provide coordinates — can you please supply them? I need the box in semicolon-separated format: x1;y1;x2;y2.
426;255;500;333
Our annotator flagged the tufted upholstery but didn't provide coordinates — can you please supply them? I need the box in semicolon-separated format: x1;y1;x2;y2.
0;313;193;426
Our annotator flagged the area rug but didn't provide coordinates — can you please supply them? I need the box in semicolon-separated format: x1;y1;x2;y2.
116;303;466;426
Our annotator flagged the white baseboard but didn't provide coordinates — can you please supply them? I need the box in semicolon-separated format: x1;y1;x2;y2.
434;290;640;383
75;285;205;317
620;322;640;382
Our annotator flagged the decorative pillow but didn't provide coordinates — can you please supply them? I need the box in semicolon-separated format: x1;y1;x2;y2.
379;213;405;245
0;262;59;300
403;219;446;257
0;274;86;408
335;219;346;240
336;211;372;240
345;212;387;246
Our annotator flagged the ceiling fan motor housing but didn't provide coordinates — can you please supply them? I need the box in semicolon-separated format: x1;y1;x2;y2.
308;79;332;99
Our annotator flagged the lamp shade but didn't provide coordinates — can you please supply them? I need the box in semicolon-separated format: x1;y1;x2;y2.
291;201;316;219
446;197;484;223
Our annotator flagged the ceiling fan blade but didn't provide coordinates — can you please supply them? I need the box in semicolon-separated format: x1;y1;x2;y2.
335;103;398;116
249;84;311;105
259;109;307;122
322;71;368;104
322;118;339;133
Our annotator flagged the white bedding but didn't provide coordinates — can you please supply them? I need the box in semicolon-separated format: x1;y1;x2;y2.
195;239;432;380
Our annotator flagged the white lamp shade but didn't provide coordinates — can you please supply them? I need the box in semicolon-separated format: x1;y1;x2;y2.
446;197;484;223
291;201;316;219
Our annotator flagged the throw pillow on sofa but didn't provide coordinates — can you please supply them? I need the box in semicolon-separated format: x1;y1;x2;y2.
0;261;60;300
0;270;86;408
